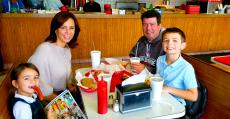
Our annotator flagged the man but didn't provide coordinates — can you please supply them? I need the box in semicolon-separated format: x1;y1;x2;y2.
2;0;25;13
43;0;63;10
129;10;165;74
28;0;44;9
83;0;101;12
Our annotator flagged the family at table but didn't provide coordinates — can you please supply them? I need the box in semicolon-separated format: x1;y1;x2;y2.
9;10;198;119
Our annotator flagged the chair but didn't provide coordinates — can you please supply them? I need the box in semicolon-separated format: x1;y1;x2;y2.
185;79;208;119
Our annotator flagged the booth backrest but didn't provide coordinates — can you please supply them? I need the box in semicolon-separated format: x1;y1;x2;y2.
185;79;208;119
182;53;230;119
0;65;14;119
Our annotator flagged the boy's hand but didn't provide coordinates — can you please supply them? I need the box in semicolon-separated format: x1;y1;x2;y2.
163;86;172;93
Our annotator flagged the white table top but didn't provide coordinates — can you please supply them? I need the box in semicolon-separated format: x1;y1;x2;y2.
76;68;185;119
81;91;185;119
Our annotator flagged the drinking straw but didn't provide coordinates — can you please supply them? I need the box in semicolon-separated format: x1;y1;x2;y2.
135;42;139;57
92;39;95;50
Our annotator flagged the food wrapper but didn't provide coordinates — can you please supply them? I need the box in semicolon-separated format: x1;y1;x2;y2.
110;70;133;92
122;68;151;86
97;58;129;75
32;86;44;101
75;71;93;89
75;69;108;92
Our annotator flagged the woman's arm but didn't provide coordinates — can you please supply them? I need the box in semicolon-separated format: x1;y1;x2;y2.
43;93;58;102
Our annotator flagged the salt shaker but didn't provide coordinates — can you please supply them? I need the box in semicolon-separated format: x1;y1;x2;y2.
109;95;114;107
113;100;119;112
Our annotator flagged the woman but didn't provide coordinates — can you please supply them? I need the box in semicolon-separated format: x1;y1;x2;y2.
2;0;25;13
28;11;80;102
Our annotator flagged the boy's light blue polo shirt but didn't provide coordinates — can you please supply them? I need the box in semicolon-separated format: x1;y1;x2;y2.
156;55;198;105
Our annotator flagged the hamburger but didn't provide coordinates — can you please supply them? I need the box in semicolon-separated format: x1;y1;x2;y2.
81;78;97;89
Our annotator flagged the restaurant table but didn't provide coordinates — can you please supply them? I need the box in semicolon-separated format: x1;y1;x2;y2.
81;91;185;119
76;68;185;119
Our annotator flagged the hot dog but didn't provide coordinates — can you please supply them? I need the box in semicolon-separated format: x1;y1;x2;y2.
32;86;44;101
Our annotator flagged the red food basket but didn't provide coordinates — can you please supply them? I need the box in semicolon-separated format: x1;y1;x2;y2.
199;0;222;2
80;86;97;93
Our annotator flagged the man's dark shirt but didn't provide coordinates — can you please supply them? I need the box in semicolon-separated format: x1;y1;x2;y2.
83;2;101;12
129;28;165;74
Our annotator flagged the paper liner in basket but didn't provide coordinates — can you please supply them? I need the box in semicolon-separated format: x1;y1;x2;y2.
75;71;97;92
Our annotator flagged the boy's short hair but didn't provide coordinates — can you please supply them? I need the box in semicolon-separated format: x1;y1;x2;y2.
162;27;186;42
141;10;161;25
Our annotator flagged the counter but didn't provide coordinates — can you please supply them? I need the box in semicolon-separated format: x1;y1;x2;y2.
0;13;230;63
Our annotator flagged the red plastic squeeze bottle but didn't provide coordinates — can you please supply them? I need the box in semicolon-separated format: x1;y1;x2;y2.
97;77;108;114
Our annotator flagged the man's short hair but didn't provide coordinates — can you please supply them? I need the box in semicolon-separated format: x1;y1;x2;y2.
141;10;161;25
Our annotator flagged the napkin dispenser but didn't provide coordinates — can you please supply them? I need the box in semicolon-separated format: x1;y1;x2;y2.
116;83;152;113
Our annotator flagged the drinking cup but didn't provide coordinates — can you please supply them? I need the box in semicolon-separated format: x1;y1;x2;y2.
91;51;101;69
150;75;164;100
79;7;83;12
130;57;140;63
130;57;140;74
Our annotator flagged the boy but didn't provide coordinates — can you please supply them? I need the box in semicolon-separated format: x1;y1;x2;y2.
156;27;198;105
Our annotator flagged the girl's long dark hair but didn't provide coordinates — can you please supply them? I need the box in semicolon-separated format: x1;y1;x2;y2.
10;63;39;81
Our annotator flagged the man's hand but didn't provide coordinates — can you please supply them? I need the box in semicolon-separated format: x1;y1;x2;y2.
131;62;145;74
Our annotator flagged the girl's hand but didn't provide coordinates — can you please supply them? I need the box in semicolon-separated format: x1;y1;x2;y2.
47;106;56;119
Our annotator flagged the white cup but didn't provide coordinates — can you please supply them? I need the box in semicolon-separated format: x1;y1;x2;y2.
150;75;164;100
130;57;140;74
79;7;83;12
130;57;140;63
91;50;101;69
119;10;126;15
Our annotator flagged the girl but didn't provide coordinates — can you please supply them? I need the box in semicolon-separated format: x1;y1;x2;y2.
10;63;55;119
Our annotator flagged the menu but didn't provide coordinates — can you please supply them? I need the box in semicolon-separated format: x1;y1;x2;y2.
45;90;87;119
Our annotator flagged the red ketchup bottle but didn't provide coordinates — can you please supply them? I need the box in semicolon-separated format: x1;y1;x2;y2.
97;77;108;114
